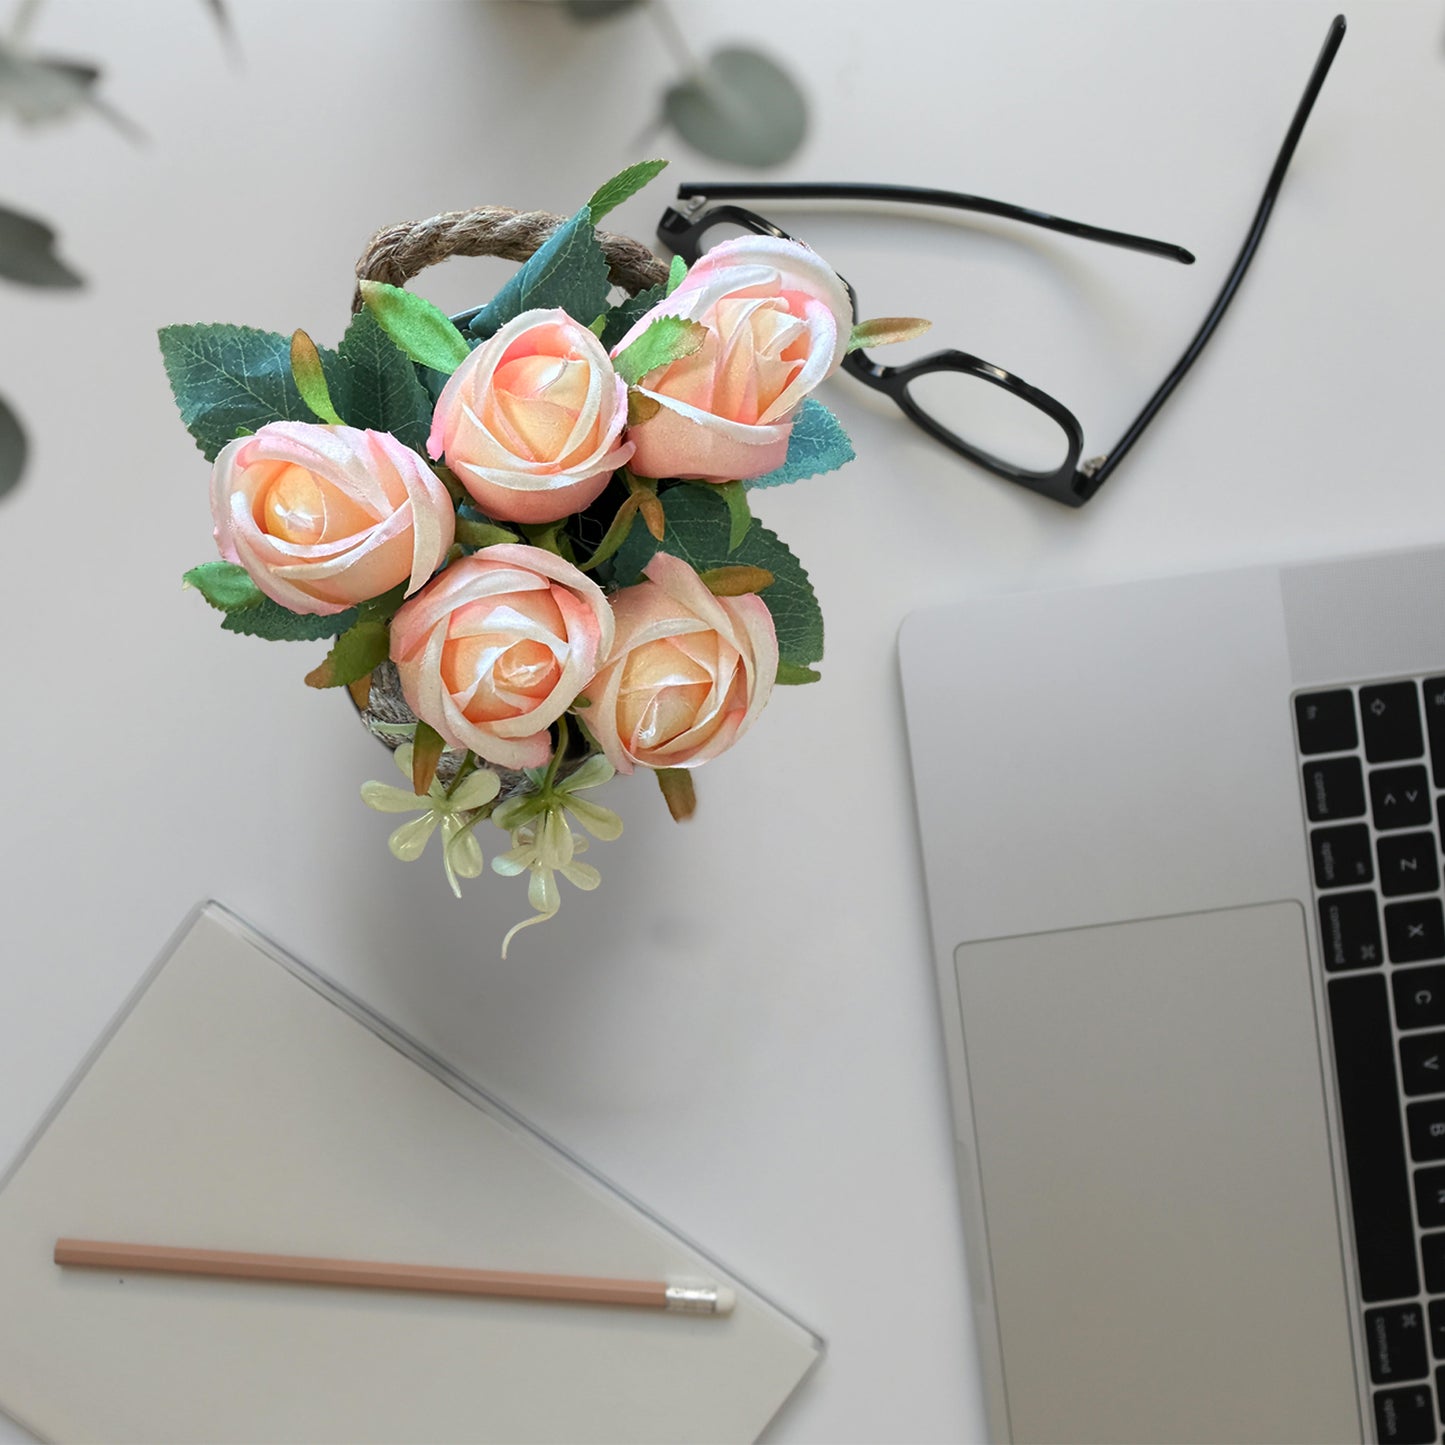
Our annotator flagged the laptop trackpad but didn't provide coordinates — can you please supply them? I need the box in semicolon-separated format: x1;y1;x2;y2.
954;902;1359;1444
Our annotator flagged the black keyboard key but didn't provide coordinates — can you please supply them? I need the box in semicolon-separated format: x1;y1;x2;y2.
1329;974;1419;1300
1430;1301;1445;1360
1303;757;1366;821
1296;689;1358;755
1320;891;1383;971
1369;1304;1431;1383
1373;766;1435;830
1375;1383;1436;1442
1364;682;1426;763
1312;824;1375;889
1412;1101;1445;1161
1418;1166;1445;1224
1389;902;1445;964
1396;968;1445;1031
1380;834;1442;898
1402;1034;1445;1096
1425;677;1445;787
1427;1235;1445;1293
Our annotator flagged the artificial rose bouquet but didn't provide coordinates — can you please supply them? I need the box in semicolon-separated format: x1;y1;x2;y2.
161;161;925;952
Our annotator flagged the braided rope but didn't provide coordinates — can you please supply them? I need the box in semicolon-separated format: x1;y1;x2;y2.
352;206;669;311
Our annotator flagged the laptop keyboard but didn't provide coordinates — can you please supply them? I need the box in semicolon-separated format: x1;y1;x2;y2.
1296;676;1445;1443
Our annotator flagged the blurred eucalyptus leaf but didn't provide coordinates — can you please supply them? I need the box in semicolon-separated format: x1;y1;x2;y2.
0;201;83;287
0;39;144;141
560;0;642;19
0;392;27;502
662;46;807;167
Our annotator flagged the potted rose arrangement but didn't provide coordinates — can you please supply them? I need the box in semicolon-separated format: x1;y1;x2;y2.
161;161;924;952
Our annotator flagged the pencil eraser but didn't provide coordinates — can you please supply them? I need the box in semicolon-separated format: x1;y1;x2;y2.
715;1285;736;1316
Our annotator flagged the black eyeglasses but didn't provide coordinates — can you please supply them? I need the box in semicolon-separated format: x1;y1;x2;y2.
656;15;1346;508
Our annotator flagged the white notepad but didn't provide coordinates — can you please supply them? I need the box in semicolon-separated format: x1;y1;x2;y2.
0;904;822;1444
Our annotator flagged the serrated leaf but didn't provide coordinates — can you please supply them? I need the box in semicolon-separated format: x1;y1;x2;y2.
775;660;821;685
614;315;706;386
848;315;932;352
666;254;687;296
597;280;666;351
304;618;391;688
359;281;470;375
468;206;611;338
221;597;357;641
612;484;823;668
290;330;342;425
746;398;855;490
322;308;438;454
159;323;319;462
183;560;263;611
587;159;668;222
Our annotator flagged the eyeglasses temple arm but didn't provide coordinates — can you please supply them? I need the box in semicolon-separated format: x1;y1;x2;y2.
1074;13;1347;504
672;181;1195;264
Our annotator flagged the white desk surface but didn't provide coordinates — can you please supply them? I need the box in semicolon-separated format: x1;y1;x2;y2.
2;2;1441;1441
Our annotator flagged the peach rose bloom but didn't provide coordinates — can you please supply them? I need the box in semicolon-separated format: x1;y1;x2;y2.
585;551;779;773
389;545;614;771
614;235;853;482
428;308;632;525
209;422;455;615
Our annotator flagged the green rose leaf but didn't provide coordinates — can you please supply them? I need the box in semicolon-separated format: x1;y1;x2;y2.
613;315;707;387
304;619;392;689
358;281;471;376
158;323;319;462
611;483;823;669
221;598;358;641
290;329;343;425
468;205;612;338
848;315;931;352
746;398;855;490
183;560;263;612
587;159;668;222
455;517;521;550
716;478;751;552
775;660;822;685
323;309;435;453
357;580;409;626
597;280;666;351
666;254;687;296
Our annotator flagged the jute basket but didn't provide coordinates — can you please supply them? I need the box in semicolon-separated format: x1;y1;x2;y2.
347;205;671;790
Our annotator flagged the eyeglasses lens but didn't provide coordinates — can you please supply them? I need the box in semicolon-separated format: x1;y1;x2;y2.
904;370;1072;476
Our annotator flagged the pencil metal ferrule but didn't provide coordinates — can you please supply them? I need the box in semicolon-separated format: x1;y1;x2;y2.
665;1281;725;1314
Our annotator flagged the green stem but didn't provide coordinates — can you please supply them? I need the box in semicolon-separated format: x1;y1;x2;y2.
445;751;478;800
543;717;570;792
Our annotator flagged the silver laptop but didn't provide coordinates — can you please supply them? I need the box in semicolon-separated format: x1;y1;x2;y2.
900;544;1445;1444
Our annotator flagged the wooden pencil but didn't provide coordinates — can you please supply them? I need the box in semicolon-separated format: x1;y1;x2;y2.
53;1238;734;1313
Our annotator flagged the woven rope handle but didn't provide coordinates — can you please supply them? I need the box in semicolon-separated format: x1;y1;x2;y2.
351;206;670;313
